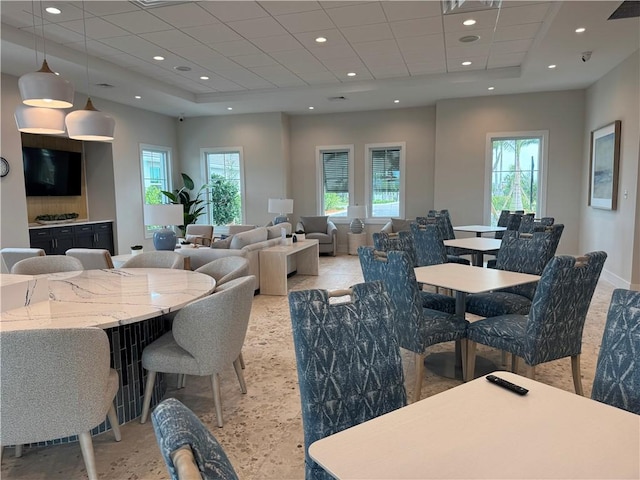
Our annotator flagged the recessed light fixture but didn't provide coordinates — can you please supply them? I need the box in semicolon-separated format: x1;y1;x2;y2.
548;64;557;69
227;107;233;111
308;106;314;110
488;86;495;91
153;56;165;61
463;19;476;26
347;72;356;77
394;99;400;103
575;27;586;33
200;76;209;80
315;37;327;43
459;35;480;43
174;66;191;72
135;95;141;99
46;7;61;14
462;61;472;66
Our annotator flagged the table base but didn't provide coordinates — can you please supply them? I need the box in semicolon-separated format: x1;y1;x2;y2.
424;352;497;380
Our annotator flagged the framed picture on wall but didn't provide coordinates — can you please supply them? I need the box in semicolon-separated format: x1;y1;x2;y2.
589;120;621;210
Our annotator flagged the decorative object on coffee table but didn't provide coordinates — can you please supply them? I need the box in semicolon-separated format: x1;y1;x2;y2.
144;204;184;251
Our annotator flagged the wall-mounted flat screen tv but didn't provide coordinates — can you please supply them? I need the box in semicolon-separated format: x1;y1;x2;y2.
22;147;82;196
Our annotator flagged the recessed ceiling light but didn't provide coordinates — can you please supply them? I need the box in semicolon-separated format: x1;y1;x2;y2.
394;99;400;103
315;37;327;43
488;86;495;91
200;76;209;80
462;61;472;66
459;35;480;43
548;64;557;69
308;106;314;110
46;7;61;14
135;95;141;99
347;72;356;77
227;107;233;111
174;66;191;72
153;56;165;61
575;27;586;33
463;19;476;26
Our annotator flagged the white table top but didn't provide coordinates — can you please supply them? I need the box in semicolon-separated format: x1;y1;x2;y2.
414;263;539;294
0;268;216;331
309;372;640;479
261;239;319;255
444;237;502;252
453;224;507;234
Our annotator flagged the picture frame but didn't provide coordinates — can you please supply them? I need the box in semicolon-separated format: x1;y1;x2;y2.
589;120;621;210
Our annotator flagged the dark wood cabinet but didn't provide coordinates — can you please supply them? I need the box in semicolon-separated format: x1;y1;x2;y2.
29;221;114;255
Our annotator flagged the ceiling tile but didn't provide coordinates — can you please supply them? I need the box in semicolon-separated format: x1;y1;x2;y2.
494;23;541;42
352;39;401;57
141;30;201;49
396;34;444;55
446;43;492;59
249;65;306;86
275;10;335;33
381;1;442;22
101;53;140;68
369;64;410;79
445;28;495;46
59;17;130;39
67;39;123;58
227;17;289;38
103;11;172;34
249;34;303;53
401;49;446;65
389;17;444;38
230;53;279;68
40;3;85;23
211;40;262;57
293;29;350;49
282;61;328;75
360;52;406;68
491;38;533;55
406;62;447;75
325;3;387;28
308;45;358;60
341;23;394;43
498;3;551;26
488;52;526;68
270;49;316;64
182;24;242;44
259;1;322;16
295;71;340;84
37;23;85;44
83;2;140;16
321;56;367;70
100;35;161;57
147;3;220;28
199;2;269;23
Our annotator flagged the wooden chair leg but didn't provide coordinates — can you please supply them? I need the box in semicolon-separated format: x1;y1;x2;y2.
15;444;22;458
107;403;122;442
211;373;224;428
79;431;98;480
412;353;425;403
176;373;183;388
238;351;245;370
511;355;520;374
233;357;247;394
181;374;187;388
571;355;584;396
525;363;536;379
465;341;477;382
140;371;156;424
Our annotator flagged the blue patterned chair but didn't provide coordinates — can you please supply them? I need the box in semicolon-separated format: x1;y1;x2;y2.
466;252;607;393
358;247;468;402
416;214;471;264
152;398;238;480
467;225;565;317
289;281;407;480
591;289;640;414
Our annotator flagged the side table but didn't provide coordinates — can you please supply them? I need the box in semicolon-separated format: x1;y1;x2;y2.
347;232;367;255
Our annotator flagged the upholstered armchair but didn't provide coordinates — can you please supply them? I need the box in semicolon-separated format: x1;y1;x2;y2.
296;216;337;256
380;218;411;234
184;224;214;246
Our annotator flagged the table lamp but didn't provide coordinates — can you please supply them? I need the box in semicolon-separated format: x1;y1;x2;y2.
143;204;184;251
347;205;367;234
268;198;293;225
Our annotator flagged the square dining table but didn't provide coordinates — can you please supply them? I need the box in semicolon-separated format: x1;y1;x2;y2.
444;237;502;266
453;224;507;237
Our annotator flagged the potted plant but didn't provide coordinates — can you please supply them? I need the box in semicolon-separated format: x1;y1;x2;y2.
161;173;209;235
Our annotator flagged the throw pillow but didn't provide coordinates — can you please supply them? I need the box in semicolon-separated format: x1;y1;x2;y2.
391;218;411;233
211;237;232;249
230;227;268;249
267;223;291;239
300;216;328;234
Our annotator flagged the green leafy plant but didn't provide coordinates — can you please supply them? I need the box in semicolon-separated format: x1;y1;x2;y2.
209;174;240;225
161;173;209;235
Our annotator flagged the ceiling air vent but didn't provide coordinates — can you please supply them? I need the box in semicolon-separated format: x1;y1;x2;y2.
328;96;348;101
95;83;114;88
459;35;481;43
608;1;640;19
174;66;192;72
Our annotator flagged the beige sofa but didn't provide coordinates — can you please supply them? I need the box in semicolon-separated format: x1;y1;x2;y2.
176;223;291;291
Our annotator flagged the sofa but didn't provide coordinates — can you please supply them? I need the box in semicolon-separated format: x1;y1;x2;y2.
176;223;292;291
381;218;412;234
296;216;337;256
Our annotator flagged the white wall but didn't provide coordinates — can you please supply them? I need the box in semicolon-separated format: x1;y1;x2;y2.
581;50;640;288
434;90;586;255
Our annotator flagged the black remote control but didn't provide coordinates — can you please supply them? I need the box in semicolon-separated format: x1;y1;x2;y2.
486;374;529;395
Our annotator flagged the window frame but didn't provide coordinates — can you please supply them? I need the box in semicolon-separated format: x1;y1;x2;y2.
364;142;406;223
139;143;172;239
484;131;549;224
201;146;245;225
315;144;354;223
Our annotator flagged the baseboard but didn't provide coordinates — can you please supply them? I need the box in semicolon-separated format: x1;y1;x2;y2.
600;268;633;289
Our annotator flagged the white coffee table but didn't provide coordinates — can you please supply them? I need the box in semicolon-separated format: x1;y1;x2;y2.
259;240;319;295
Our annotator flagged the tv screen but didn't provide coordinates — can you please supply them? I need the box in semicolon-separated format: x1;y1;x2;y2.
22;147;82;196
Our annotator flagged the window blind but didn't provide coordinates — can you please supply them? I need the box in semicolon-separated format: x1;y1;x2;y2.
371;148;400;190
322;151;349;193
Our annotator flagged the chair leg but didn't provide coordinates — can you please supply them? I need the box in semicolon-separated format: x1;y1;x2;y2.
181;374;187;388
460;339;468;382
78;431;98;480
501;351;509;367
107;403;122;442
511;355;520;374
211;373;224;428
525;364;536;379
15;444;22;458
571;355;584;396
412;353;425;403
140;371;157;424
233;357;247;394
238;351;245;370
177;374;183;388
465;341;477;382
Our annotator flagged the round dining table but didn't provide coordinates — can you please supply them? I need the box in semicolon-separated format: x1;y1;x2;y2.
0;268;216;441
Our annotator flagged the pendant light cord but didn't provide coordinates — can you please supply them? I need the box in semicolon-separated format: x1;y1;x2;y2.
39;1;46;59
81;1;91;98
31;0;39;65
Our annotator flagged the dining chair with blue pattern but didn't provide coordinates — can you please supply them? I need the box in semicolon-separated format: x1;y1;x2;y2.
289;281;407;480
466;251;607;394
591;288;640;414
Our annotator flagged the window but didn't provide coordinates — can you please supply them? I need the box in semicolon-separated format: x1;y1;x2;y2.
485;131;548;225
365;142;406;219
315;145;354;218
203;147;244;225
140;144;171;236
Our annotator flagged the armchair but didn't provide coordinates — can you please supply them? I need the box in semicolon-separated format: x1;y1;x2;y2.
296;216;337;256
380;218;411;234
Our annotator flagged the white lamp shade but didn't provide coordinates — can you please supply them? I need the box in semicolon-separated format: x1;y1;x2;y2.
14;104;66;134
143;204;184;226
268;198;294;214
347;205;367;218
19;60;74;109
66;99;115;142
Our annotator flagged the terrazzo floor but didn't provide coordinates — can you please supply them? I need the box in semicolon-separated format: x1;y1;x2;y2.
1;254;617;480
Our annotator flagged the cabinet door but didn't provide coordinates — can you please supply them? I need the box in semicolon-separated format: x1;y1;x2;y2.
73;224;95;249
51;226;75;255
29;229;54;254
93;222;114;254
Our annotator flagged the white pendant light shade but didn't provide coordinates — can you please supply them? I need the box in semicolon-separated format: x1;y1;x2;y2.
19;59;74;108
66;98;115;142
14;104;66;134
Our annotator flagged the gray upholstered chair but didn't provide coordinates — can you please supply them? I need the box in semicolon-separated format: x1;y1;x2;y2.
11;254;83;274
358;247;468;402
380;218;412;234
185;224;214;246
66;248;114;269
140;276;255;427
0;328;121;480
466;252;607;393
121;251;184;269
0;247;45;273
289;281;407;480
152;398;239;480
591;288;640;414
196;256;250;291
296;216;337;256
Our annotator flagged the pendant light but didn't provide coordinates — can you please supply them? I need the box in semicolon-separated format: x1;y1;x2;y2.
15;104;66;134
18;1;74;108
65;1;115;142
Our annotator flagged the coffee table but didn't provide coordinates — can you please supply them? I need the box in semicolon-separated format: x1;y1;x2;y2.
259;240;319;295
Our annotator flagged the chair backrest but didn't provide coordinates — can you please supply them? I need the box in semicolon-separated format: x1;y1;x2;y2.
289;281;407;480
121;251;184;269
494;210;511;238
171;276;255;375
66;248;114;269
11;254;83;274
298;216;328;234
410;223;448;266
523;252;607;366
152;398;239;480
185;224;214;246
0;247;46;273
0;327;113;445
517;214;535;234
591;288;640;415
372;231;417;266
427;209;456;240
195;256;250;289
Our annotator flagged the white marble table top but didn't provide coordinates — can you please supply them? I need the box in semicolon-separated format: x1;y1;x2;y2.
444;237;502;251
0;268;216;331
